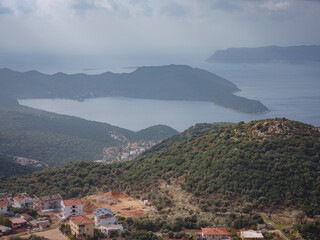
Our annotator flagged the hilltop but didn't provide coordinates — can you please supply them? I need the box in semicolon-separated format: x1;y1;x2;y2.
207;45;320;64
2;118;319;217
0;95;178;166
0;65;268;114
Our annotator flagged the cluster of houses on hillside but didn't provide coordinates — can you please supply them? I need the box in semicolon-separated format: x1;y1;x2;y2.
1;192;268;239
101;141;157;163
15;157;46;168
0;192;124;239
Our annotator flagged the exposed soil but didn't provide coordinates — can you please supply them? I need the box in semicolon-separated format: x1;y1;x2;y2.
3;228;67;240
83;191;156;218
21;228;67;240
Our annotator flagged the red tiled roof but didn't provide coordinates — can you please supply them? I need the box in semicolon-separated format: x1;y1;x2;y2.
63;199;82;206
13;194;31;202
201;228;231;236
11;218;27;224
70;215;94;226
0;201;8;207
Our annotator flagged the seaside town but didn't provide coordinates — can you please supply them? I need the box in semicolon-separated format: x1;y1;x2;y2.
100;131;158;163
101;141;157;163
14;158;48;168
0;192;276;239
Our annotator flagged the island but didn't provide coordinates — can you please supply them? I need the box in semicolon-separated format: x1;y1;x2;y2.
0;65;268;114
207;45;320;64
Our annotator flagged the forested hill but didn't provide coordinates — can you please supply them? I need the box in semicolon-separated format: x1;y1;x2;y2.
0;65;268;114
146;122;234;153
2;118;320;217
207;45;320;63
0;95;178;166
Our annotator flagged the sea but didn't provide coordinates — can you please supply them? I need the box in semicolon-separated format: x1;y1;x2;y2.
14;56;320;132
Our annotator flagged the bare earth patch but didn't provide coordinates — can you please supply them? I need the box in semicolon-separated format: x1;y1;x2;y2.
19;228;68;240
83;191;155;218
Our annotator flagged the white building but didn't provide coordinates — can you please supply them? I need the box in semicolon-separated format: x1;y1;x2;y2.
94;208;123;236
61;199;83;219
129;151;137;156
13;193;34;209
240;230;264;240
0;202;8;215
99;224;124;236
94;208;117;226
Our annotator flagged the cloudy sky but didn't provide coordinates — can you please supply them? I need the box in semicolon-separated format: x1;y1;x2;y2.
0;0;319;60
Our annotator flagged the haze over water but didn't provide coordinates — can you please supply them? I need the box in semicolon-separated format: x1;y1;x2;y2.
19;62;320;132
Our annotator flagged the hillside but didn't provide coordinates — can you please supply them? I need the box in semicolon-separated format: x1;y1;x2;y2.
207;45;320;63
0;65;268;114
0;154;39;180
0;95;178;166
2;118;319;217
146;122;234;153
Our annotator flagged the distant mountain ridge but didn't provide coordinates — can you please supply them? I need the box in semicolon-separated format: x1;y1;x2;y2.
207;45;320;63
0;65;268;114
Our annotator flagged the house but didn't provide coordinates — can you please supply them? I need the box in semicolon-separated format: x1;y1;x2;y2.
1;197;14;207
94;208;123;236
61;199;83;218
240;230;264;240
11;218;27;229
0;225;12;236
21;213;33;221
94;208;117;226
34;194;62;212
0;201;8;215
198;228;231;240
99;224;124;236
37;220;51;230
0;194;13;207
13;193;34;209
69;215;94;238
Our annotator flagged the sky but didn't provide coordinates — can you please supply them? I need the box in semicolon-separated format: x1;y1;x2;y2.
0;0;320;69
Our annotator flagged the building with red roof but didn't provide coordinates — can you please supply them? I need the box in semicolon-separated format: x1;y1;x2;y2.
69;215;94;238
197;227;231;239
11;218;27;229
61;199;83;218
13;193;34;209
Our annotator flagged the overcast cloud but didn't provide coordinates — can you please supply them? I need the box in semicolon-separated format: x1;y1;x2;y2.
0;0;319;57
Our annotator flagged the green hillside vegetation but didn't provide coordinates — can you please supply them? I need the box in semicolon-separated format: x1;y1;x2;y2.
0;65;268;114
1;118;319;217
147;122;234;153
0;95;178;166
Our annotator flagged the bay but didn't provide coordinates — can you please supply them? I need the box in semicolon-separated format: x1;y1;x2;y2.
18;63;320;132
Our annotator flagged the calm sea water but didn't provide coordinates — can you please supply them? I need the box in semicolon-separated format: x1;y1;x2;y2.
19;63;320;132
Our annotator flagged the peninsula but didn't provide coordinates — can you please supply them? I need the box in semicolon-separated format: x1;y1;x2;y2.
0;65;268;114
